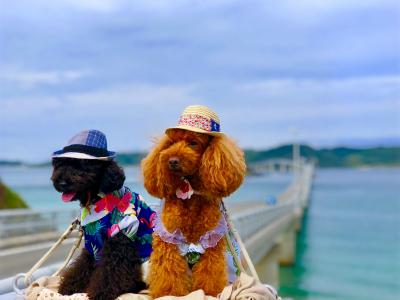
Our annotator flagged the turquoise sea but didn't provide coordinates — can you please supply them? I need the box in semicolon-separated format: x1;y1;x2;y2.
279;168;400;300
0;166;291;208
0;166;399;299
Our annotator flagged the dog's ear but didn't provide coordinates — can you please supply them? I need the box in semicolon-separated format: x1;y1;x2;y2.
100;160;126;194
141;135;173;198
199;135;246;198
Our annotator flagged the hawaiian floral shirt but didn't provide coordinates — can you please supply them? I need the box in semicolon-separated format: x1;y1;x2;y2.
81;187;155;262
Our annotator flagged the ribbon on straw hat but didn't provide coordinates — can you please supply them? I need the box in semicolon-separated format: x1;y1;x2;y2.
166;105;223;136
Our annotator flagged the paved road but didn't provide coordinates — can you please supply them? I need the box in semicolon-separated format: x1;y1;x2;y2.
0;239;79;279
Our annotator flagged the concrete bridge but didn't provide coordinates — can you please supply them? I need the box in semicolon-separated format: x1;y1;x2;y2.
0;159;315;295
235;160;314;286
248;158;298;174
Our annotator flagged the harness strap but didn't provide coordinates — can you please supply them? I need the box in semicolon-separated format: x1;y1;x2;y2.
221;201;260;281
13;218;82;291
53;228;84;277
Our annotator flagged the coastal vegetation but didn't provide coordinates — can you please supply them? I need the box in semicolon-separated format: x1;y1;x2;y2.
0;180;28;209
244;145;400;168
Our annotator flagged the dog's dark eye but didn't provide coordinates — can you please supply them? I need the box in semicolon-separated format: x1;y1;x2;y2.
188;140;198;147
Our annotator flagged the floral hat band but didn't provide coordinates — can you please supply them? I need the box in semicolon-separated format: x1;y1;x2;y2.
166;105;223;136
177;114;220;133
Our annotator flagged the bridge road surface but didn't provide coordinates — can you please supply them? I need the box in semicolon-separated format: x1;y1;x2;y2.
0;239;78;279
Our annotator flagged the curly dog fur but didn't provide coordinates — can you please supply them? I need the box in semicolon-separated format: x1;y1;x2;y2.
51;158;145;300
142;129;246;297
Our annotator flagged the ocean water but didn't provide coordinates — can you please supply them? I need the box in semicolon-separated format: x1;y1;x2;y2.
0;165;291;209
0;166;399;299
279;168;400;300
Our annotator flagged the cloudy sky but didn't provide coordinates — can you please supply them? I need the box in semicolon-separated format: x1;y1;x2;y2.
1;0;399;162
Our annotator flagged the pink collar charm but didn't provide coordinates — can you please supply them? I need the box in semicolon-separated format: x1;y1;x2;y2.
176;178;194;200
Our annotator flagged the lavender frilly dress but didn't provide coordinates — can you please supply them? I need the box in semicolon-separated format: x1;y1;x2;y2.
153;209;241;283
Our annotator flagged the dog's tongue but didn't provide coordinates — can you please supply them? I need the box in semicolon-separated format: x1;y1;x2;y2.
61;192;76;202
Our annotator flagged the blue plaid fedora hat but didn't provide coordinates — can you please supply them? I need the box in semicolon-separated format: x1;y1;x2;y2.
52;130;115;160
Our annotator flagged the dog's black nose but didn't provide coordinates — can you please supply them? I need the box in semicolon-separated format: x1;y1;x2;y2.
168;157;180;170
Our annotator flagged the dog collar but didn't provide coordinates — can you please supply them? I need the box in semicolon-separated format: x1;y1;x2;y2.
176;178;194;200
176;177;202;200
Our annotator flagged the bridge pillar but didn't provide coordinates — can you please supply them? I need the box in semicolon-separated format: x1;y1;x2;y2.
255;244;280;288
278;222;296;265
294;208;303;232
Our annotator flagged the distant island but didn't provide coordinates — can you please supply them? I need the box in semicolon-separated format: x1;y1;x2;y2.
1;145;399;168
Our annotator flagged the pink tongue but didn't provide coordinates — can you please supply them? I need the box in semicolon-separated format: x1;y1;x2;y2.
62;192;76;202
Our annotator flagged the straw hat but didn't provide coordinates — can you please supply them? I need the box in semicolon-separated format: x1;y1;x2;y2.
166;105;223;136
52;129;115;160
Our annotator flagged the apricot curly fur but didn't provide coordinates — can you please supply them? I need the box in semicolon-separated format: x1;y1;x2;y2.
141;129;246;297
199;136;246;198
148;236;191;298
141;135;174;198
192;239;227;296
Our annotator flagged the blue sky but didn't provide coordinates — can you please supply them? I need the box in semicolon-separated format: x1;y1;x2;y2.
0;0;399;162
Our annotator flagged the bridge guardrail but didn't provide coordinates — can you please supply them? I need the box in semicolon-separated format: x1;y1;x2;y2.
232;201;295;241
0;208;79;239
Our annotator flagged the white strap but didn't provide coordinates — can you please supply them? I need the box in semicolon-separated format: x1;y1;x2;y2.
53;229;84;276
222;202;260;281
14;219;81;289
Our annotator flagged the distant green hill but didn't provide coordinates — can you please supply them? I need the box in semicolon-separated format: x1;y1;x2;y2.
245;145;400;168
0;180;28;209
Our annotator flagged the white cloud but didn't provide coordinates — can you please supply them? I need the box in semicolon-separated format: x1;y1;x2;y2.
56;0;119;12
1;77;399;161
0;67;90;88
0;83;199;122
238;76;400;100
222;75;400;145
66;83;196;107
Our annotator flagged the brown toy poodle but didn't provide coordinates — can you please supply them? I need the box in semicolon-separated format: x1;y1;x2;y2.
141;105;246;297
